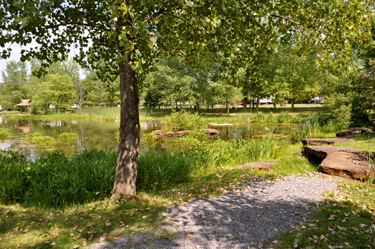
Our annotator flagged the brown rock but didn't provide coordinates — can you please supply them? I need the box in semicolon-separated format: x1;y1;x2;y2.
294;151;303;156
320;152;375;180
304;146;361;163
152;130;164;136
302;138;336;146
175;130;190;137
164;131;176;137
240;162;278;171
336;127;373;137
199;129;220;135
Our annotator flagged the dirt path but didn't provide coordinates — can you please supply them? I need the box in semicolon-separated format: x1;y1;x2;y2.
91;175;337;249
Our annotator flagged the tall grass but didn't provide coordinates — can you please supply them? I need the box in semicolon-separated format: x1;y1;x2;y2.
288;118;341;143
0;128;11;139
0;137;281;207
24;132;55;145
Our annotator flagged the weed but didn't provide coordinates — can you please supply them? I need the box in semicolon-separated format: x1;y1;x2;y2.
0;128;11;139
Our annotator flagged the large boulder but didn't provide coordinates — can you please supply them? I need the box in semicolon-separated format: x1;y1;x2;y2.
302;138;336;146
304;146;361;163
336;127;373;137
302;137;356;146
320;152;374;180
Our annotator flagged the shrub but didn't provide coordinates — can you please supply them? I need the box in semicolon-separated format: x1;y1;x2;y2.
24;132;55;145
144;132;157;141
169;110;204;130
325;93;352;130
58;132;77;142
0;128;11;139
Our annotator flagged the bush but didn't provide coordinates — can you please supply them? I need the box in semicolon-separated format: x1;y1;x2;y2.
0;150;116;207
0;137;282;207
0;128;11;139
325;93;352;130
143;132;157;141
169;110;204;130
58;132;77;142
24;132;55;145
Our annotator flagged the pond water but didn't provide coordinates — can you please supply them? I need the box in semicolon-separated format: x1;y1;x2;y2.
0;117;295;160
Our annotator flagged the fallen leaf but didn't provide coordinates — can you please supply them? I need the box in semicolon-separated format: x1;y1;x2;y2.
51;241;56;246
83;241;87;246
52;231;60;236
293;239;298;248
216;227;223;231
73;245;80;248
142;216;147;219
131;232;135;235
196;245;200;248
105;222;111;227
23;228;29;233
186;233;193;240
28;244;36;247
16;244;20;248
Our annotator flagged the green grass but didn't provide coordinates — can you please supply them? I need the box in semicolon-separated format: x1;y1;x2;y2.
272;181;375;249
24;132;55;145
58;132;78;142
0;128;11;139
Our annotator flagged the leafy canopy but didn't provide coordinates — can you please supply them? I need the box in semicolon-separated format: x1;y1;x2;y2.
0;0;372;82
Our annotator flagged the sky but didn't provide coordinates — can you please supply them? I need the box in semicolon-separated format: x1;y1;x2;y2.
0;42;85;81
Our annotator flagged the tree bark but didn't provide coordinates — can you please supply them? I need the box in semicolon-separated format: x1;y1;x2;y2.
256;99;260;111
196;102;200;114
243;98;247;111
226;100;229;116
291;99;294;111
111;61;140;201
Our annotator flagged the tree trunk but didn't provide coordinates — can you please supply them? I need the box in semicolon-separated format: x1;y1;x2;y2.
196;102;200;114
226;100;229;116
256;99;260;111
111;61;140;201
243;98;247;111
291;99;294;111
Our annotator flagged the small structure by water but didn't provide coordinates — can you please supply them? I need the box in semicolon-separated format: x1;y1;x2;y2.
14;99;32;114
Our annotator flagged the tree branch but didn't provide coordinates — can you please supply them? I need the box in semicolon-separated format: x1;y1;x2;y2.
45;22;111;32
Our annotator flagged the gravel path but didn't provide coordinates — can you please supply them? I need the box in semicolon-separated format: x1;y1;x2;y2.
92;175;337;249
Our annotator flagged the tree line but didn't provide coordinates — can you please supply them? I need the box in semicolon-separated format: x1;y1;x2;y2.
0;59;120;112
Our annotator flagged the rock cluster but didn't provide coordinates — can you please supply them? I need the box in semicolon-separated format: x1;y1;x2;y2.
300;128;374;180
151;129;219;137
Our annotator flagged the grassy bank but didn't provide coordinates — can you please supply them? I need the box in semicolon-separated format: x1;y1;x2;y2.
1;123;374;248
0;135;317;249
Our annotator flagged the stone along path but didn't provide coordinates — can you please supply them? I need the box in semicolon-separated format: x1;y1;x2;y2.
92;175;337;249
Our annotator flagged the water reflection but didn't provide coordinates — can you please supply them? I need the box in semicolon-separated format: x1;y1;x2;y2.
0;118;294;160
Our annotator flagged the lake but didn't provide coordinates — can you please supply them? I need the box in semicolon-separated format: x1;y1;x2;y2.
0;117;295;160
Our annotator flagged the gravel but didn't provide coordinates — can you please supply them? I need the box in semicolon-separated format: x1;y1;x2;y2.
91;175;337;249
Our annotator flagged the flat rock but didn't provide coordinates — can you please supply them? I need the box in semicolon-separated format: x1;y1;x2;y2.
336;127;373;137
199;128;220;135
208;123;233;127
302;136;356;146
304;146;361;163
164;131;176;137
302;138;336;146
152;130;164;136
320;152;374;180
175;130;189;137
240;162;278;171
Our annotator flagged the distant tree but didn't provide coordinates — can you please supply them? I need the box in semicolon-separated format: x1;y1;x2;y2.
33;75;76;113
82;72;109;106
0;60;29;109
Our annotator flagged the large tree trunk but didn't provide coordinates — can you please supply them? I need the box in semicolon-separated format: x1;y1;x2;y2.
111;61;140;201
